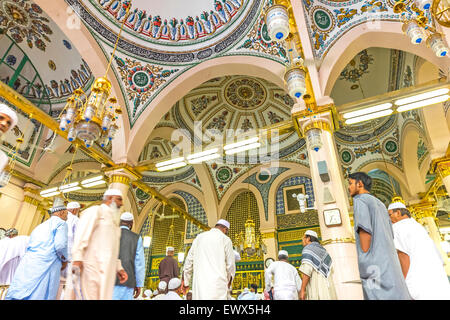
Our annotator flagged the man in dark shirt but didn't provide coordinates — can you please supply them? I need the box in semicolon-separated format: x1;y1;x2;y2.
158;246;179;284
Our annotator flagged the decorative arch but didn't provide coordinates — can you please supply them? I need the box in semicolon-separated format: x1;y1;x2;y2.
34;0;129;163
320;21;448;98
126;55;286;165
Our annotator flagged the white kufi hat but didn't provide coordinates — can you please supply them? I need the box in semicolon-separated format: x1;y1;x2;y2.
216;219;230;229
67;202;80;209
388;202;407;211
0;103;18;131
278;250;289;257
168;278;182;290
104;188;123;197
305;230;318;238
158;281;167;291
120;212;134;221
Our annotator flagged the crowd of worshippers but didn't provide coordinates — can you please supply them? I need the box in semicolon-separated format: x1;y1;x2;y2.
0;102;448;300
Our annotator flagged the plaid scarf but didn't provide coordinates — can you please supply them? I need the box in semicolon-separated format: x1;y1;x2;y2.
301;242;332;278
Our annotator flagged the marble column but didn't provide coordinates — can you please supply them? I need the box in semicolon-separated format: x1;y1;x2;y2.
261;229;278;262
13;185;43;235
297;115;363;300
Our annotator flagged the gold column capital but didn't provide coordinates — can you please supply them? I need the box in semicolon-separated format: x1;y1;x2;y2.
23;195;40;206
104;164;141;186
108;174;131;186
436;161;450;178
261;232;276;239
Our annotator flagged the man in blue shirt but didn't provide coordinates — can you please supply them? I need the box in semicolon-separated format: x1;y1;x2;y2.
348;172;410;300
112;212;145;300
5;198;68;300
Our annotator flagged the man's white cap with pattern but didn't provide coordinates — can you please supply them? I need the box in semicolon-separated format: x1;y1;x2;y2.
216;219;230;229
67;202;80;209
0;103;18;131
168;278;182;290
305;230;318;238
153;289;159;296
103;188;123;197
158;281;167;291
120;212;134;221
278;250;289;257
388;202;407;211
144;289;152;297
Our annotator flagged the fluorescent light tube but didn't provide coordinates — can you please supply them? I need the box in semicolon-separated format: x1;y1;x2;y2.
187;153;220;164
60;186;82;193
186;148;219;160
224;142;261;155
223;137;259;150
394;88;449;106
59;182;79;190
157;161;187;172
155;157;185;168
82;180;106;188
345;109;393;125
41;191;61;197
343;103;392;119
40;187;58;195
396;94;449;112
81;175;104;184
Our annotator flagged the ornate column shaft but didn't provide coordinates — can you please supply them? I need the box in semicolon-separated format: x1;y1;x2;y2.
14;185;43;235
294;107;363;300
260;229;277;263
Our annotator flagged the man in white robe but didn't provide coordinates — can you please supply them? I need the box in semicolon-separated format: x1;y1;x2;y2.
0;103;18;174
68;189;128;300
160;278;183;300
388;202;450;300
5;200;68;300
265;250;302;300
151;281;168;300
0;234;29;285
57;201;81;299
182;219;235;300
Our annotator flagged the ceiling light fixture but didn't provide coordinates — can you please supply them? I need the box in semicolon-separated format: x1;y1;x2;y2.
81;175;104;184
187;153;221;164
224;137;259;151
155;157;185;168
342;103;393;119
224;142;261;155
394;88;450;105
41;191;62;198
157;161;187;172
345;109;394;125
186;148;219;160
81;180;106;188
396;94;450;112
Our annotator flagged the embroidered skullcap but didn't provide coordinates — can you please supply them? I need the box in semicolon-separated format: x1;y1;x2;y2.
143;289;152;298
216;219;230;229
50;197;66;214
67;202;80;209
158;281;167;291
0;103;18;131
103;188;123;197
5;228;18;237
305;230;318;238
168;278;181;290
120;212;134;221
153;289;159;296
388;202;407;211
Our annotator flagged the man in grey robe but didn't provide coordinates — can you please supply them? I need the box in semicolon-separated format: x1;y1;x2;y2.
348;172;411;300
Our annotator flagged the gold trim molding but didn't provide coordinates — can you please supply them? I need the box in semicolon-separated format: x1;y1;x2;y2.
108;174;131;186
261;232;276;239
321;237;355;245
23;195;40;206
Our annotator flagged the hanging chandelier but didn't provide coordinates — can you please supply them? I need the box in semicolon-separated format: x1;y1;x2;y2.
58;3;132;148
395;0;449;57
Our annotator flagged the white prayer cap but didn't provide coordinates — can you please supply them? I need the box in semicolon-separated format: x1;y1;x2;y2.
388;202;407;211
120;212;134;221
103;188;123;197
50;197;66;214
305;230;318;238
216;219;230;229
158;281;167;291
0;103;18;131
143;289;152;297
278;250;289;257
67;202;80;209
153;289;159;296
234;250;241;262
168;278;181;290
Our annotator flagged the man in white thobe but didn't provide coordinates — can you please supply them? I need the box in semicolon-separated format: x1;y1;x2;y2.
0;234;29;285
265;250;302;300
67;189;128;300
0;103;18;174
57;201;81;299
182;219;235;300
160;278;183;300
388;202;450;300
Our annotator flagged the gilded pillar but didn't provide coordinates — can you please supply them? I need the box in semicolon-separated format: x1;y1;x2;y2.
437;161;450;194
294;108;363;300
412;205;450;275
13;185;43;235
260;229;277;263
